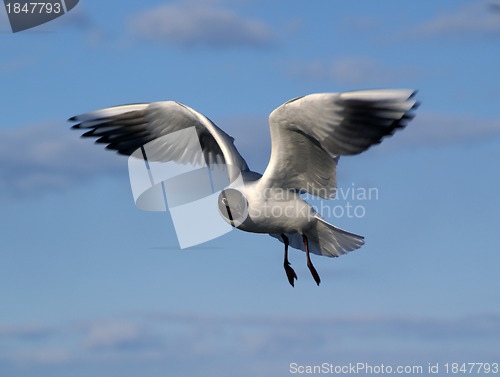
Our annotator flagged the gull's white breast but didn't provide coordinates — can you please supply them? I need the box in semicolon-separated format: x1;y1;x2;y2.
237;182;316;234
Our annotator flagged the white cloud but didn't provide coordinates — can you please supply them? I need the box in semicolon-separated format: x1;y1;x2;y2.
288;57;419;86
8;349;71;365
0;122;124;198
220;108;500;161
2;311;500;367
3;109;498;201
409;2;500;38
129;2;274;48
82;322;148;350
40;4;92;31
394;112;500;148
0;324;52;340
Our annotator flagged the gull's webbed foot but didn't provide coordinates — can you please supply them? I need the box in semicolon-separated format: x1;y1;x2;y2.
284;260;298;287
302;234;321;286
307;260;321;286
281;234;297;287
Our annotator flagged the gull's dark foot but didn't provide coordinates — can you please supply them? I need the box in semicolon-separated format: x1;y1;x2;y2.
307;260;321;286
302;234;321;286
284;260;298;287
281;234;297;287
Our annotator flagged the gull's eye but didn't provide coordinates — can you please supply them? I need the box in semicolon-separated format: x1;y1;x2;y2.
218;188;248;227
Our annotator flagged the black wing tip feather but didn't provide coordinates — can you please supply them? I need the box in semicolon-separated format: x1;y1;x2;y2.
333;90;419;155
68;106;153;156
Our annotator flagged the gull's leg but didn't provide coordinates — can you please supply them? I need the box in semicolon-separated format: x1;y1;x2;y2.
302;234;321;286
282;234;297;287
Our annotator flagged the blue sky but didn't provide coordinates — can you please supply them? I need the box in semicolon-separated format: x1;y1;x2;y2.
1;1;500;376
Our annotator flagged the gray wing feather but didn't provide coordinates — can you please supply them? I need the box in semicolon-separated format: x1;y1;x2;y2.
260;89;418;199
70;101;249;179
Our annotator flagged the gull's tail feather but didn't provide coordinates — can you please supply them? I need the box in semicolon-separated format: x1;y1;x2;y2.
307;217;364;257
271;217;364;257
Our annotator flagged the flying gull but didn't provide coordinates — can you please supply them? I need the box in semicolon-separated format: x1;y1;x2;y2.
70;89;418;286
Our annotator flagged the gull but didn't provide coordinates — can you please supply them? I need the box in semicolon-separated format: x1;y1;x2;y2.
70;89;418;286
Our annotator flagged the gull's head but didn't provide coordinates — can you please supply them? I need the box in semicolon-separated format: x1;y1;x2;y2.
217;188;248;228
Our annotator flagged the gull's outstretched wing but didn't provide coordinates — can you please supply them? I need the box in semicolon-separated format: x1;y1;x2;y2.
259;89;418;198
70;101;249;181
